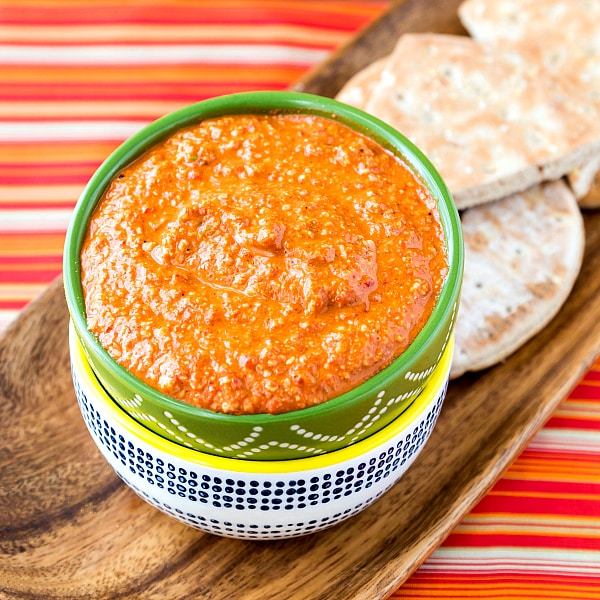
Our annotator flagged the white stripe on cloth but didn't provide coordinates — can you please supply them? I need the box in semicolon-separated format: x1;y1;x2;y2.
0;44;328;66
421;547;600;576
528;428;600;455
0;209;74;232
0;121;147;142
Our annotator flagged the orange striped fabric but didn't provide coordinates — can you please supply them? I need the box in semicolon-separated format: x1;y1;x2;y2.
395;356;600;599
2;2;600;598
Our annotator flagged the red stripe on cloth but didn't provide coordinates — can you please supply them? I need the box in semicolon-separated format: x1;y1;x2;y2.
0;3;384;30
0;255;64;264
0;85;295;102
489;478;600;496
0;300;31;310
0;163;101;186
563;384;600;401
545;416;600;430
0;268;63;283
443;532;600;551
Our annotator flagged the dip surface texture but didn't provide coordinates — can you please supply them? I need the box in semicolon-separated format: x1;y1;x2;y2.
81;114;447;415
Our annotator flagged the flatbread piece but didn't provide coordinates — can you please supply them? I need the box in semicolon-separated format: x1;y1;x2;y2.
451;179;584;378
336;55;388;111
578;170;600;209
569;155;600;208
359;33;600;209
458;0;600;205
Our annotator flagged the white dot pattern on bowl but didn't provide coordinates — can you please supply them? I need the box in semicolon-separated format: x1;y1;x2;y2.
72;362;447;539
118;385;423;459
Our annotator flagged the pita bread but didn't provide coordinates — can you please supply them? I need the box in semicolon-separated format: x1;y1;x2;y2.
451;179;584;378
577;171;600;209
458;0;600;204
569;155;600;208
336;55;388;111
458;0;600;103
571;162;600;205
358;33;600;210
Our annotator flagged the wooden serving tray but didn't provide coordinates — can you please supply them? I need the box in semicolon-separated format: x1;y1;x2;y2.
2;1;600;598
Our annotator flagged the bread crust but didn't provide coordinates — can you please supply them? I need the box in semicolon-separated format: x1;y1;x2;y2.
450;180;584;378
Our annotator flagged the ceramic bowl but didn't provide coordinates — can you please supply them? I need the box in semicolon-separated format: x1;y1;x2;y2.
70;322;453;540
63;91;463;460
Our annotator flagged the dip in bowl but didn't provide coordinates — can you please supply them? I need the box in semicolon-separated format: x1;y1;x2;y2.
64;91;463;460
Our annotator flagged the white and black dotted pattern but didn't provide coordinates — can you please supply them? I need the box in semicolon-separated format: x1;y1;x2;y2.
73;362;447;539
122;478;379;539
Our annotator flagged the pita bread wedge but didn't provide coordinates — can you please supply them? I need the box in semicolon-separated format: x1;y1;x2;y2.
571;161;600;203
362;33;600;210
458;0;600;203
569;155;600;208
577;171;600;209
451;179;584;378
458;0;600;103
571;159;600;204
336;55;388;111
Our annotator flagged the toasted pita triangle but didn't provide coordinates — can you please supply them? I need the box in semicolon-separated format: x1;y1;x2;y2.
458;0;600;205
458;0;600;105
355;33;600;209
451;179;584;378
336;55;388;111
577;170;600;209
569;155;600;208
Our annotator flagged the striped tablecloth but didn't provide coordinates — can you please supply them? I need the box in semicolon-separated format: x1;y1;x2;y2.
2;2;599;597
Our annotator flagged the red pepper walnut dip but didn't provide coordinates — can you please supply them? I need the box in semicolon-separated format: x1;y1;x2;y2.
81;113;447;415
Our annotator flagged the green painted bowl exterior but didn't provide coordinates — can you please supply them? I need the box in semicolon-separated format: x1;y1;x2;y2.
63;91;463;461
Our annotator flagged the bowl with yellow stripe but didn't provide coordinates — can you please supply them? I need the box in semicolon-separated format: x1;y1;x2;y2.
70;321;452;540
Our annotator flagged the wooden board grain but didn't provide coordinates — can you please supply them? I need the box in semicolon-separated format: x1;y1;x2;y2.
2;1;600;598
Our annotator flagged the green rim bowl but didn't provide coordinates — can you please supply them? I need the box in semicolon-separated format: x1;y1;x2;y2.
63;91;463;461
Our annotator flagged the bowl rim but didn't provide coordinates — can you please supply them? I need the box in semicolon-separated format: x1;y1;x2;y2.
71;320;453;473
63;90;463;426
